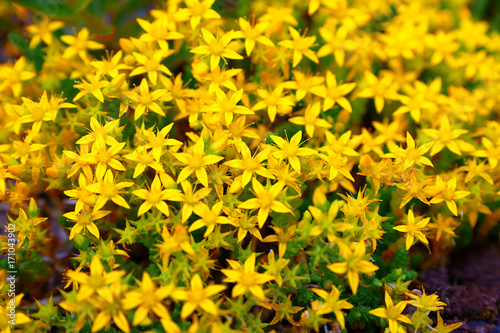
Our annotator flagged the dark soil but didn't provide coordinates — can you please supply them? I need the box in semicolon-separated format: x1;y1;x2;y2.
422;244;500;333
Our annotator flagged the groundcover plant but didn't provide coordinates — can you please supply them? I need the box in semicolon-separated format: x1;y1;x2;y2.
1;0;499;332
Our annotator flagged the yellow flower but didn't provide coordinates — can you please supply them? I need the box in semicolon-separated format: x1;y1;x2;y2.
475;137;500;168
221;253;274;300
289;102;332;137
81;140;126;180
123;78;167;120
227;210;263;242
312;70;356;112
90;283;130;333
233;18;274;56
432;311;462;332
197;66;242;95
123;146;164;178
281;70;325;101
312;286;353;329
226;115;261;148
26;16;64;48
73;74;109;103
238;178;291;228
395;171;432;208
308;201;351;243
369;291;412;333
204;89;254;125
11;205;46;251
174;180;211;223
327;242;378;294
76;117;121;146
317;25;352;67
357;72;400;113
393;209;430;250
252;85;295;122
156;224;195;266
259;6;298;31
224;143;274;188
64;144;94;179
141;123;182;161
0;56;36;97
130;50;172;85
407;288;447;312
63;207;110;240
319;130;359;156
427;175;470;216
173;138;224;187
428;213;458;241
338;188;379;221
172;274;226;319
459;158;494;185
0;161;18;197
179;0;221;29
0;294;31;332
373;119;406;146
383;132;434;170
425;30;460;66
64;174;93;211
317;151;354;182
278;27;319;68
90;50;130;78
263;225;296;258
393;93;436;123
86;169;134;210
17;91;76;136
188;201;231;237
61;28;105;61
136;17;184;44
159;73;196;113
132;175;182;216
271;130;317;172
191;28;243;70
65;256;124;301
123;272;174;325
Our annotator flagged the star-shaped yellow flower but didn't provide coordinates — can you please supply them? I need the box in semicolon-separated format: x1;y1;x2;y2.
327;242;378;294
393;209;430;250
278;27;319;67
26;16;64;48
369;291;412;333
383;132;434;170
271;131;317;172
191;28;243;70
427;175;470;216
221;253;274;300
238;178;291;228
312;286;353;329
173;138;224;187
172;274;226;319
233;18;274;56
132;175;182;216
289;102;332;137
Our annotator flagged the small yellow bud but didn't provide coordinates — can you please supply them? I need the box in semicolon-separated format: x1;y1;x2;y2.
119;38;135;53
159;171;176;189
46;167;59;178
28;198;38;212
312;186;328;207
359;154;374;172
7;165;24;177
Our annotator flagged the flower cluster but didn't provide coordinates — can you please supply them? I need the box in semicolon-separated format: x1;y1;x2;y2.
1;0;499;332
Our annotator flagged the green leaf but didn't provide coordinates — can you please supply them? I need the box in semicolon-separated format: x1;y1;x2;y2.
8;32;44;70
471;0;490;18
294;288;319;307
17;0;91;18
